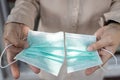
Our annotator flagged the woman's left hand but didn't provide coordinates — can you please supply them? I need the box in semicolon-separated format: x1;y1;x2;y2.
85;23;120;75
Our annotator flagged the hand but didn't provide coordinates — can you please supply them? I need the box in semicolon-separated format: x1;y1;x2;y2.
4;23;40;79
85;23;120;75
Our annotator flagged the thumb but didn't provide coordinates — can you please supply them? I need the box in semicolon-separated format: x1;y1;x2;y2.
87;38;111;51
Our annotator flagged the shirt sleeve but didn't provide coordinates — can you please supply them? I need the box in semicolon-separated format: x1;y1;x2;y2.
6;0;40;29
103;0;120;24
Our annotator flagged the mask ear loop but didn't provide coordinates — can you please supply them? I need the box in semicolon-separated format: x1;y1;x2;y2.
98;48;118;71
98;19;118;70
0;44;18;68
102;48;118;65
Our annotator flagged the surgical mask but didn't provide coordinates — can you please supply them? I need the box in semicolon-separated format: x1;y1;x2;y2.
0;30;117;76
65;33;102;73
0;30;65;76
16;31;65;76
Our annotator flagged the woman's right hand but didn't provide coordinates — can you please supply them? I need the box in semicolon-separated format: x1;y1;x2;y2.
4;22;40;79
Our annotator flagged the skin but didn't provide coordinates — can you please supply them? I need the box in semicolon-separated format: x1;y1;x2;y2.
86;23;120;75
4;23;40;79
4;22;120;79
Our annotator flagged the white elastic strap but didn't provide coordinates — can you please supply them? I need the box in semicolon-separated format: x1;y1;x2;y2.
98;21;118;71
99;48;118;71
99;20;117;64
102;48;118;65
99;65;106;72
0;44;18;68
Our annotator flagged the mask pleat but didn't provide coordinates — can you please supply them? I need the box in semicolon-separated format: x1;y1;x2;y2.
14;30;102;76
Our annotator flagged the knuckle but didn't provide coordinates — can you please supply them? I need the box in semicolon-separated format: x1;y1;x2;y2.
14;41;19;46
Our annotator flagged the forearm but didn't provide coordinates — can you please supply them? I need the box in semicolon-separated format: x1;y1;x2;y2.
6;0;40;29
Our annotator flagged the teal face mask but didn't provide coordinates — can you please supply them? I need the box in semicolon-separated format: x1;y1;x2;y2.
15;30;65;76
65;33;102;73
1;30;117;76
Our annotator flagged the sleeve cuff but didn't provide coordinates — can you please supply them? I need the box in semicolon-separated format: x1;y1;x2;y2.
6;14;35;29
104;11;120;24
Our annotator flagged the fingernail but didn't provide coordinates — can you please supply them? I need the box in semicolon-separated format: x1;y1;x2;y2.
87;47;93;51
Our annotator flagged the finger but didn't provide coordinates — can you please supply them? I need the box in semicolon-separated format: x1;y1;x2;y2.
5;38;28;48
85;46;117;76
6;50;20;79
87;37;112;51
6;45;23;58
98;49;103;56
85;66;99;75
11;39;28;48
8;47;23;54
29;65;40;74
11;62;20;79
100;46;116;65
5;44;22;79
4;32;28;48
94;27;104;38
